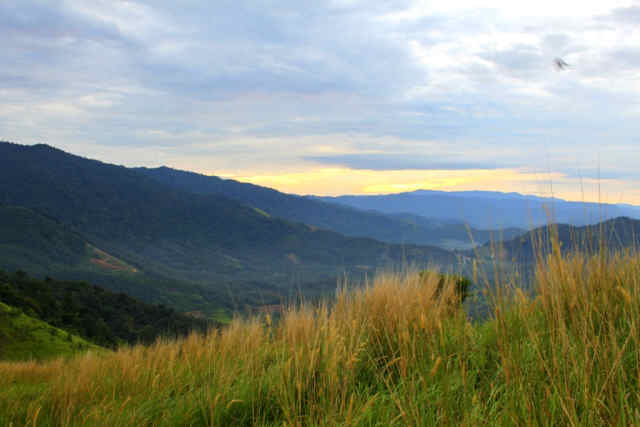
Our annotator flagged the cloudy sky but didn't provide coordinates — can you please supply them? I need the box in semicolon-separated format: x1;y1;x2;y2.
3;0;640;203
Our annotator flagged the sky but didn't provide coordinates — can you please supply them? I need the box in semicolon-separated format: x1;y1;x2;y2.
3;0;640;203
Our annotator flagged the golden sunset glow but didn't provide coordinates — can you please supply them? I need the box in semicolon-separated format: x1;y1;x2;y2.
224;167;640;205
233;167;557;196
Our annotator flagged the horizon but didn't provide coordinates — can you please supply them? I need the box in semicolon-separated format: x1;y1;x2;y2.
9;140;637;208
2;2;640;203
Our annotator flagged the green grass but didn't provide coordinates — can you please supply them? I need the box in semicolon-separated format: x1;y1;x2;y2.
210;307;233;324
2;242;640;425
0;302;103;362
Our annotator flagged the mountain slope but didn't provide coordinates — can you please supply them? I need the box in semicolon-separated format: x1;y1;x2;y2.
137;166;520;248
0;205;88;273
316;190;640;229
0;142;459;310
0;205;237;316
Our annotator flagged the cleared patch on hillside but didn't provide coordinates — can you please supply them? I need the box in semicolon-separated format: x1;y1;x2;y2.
88;245;138;273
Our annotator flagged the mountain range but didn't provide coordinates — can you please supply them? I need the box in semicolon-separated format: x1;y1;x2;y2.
0;142;459;316
136;166;523;249
316;190;640;229
3;141;640;322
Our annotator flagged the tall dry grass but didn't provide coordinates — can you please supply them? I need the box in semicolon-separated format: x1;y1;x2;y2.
2;233;640;425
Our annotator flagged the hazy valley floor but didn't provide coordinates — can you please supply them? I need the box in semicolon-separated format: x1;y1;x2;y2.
2;246;640;426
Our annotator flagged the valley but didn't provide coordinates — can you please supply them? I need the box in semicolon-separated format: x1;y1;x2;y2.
3;141;640;364
3;141;640;327
0;142;462;320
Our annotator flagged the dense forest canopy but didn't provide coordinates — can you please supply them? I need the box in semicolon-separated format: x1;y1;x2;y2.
0;270;212;348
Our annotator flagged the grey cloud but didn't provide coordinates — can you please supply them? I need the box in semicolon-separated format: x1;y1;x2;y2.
0;2;124;42
479;44;544;78
125;0;425;100
0;0;469;144
541;33;584;60
244;111;472;141
608;6;640;24
304;153;512;171
542;34;571;52
0;2;140;100
607;47;640;69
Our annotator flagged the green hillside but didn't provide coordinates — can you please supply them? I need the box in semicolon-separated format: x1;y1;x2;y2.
0;205;136;275
0;142;460;312
0;301;101;361
0;270;213;349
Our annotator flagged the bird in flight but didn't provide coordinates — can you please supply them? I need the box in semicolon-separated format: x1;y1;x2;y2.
554;57;570;70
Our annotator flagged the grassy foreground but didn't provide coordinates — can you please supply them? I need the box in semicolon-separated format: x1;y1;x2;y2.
2;248;640;425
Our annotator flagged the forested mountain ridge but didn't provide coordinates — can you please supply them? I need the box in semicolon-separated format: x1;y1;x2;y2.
138;166;521;249
0;142;459;314
0;204;239;316
0;205;88;271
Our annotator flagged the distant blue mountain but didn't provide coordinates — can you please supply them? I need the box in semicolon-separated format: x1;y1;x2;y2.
410;190;544;200
313;190;640;229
